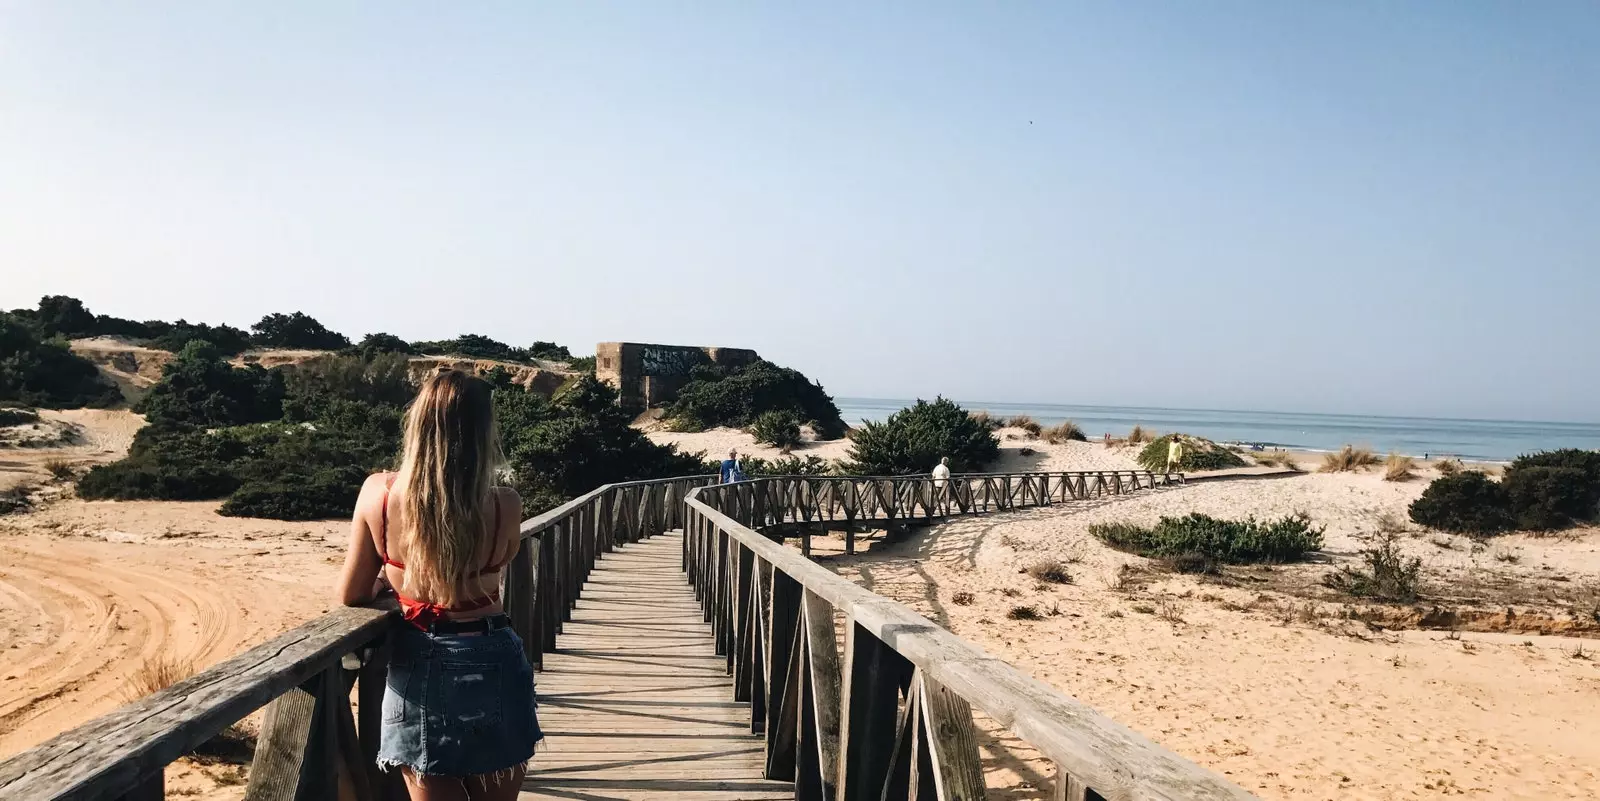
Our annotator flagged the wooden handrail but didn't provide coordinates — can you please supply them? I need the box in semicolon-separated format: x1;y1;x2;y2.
683;474;1254;801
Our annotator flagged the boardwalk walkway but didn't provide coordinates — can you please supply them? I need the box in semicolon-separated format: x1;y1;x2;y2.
521;530;791;800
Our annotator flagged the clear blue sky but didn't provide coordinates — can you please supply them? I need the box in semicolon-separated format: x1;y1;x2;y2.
3;3;1596;422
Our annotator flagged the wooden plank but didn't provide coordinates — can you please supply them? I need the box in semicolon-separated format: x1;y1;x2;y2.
764;571;802;780
918;675;986;801
0;605;393;801
114;774;161;801
802;591;842;796
241;673;321;801
836;622;908;801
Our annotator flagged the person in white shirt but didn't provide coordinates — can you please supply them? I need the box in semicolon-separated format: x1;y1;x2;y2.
931;456;951;489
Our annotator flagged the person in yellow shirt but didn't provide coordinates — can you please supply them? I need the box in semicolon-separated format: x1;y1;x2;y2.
1166;436;1185;472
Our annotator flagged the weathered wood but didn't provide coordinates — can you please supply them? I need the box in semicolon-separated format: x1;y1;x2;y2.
114;775;161;801
242;670;325;801
836;622;909;801
918;675;986;801
0;605;393;801
801;591;842;796
356;640;402;801
764;571;802;781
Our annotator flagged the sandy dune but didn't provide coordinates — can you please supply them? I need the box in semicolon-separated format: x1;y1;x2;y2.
821;471;1600;800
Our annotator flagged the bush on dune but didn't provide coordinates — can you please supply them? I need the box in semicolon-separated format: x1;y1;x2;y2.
740;455;833;476
0;314;123;409
250;312;351;351
1004;416;1042;438
1408;471;1514;535
666;360;846;440
353;333;415;357
136;341;285;428
1320;445;1381;473
1042;421;1087;444
411;334;532;364
750;409;803;449
1090;513;1324;568
1135;434;1246;473
847;397;999;476
145;321;254;356
1383;452;1417;482
0;407;40;426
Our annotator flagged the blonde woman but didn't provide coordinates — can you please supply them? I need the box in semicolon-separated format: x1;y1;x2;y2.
337;369;540;800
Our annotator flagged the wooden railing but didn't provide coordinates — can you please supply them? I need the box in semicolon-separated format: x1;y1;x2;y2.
716;470;1182;554
684;472;1255;801
0;475;712;801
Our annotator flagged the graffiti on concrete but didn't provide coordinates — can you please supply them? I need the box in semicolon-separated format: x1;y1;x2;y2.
639;346;707;377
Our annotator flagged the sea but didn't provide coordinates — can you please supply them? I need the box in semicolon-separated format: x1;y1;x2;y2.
834;398;1600;463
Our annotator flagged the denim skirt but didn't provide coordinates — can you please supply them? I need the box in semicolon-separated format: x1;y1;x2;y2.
377;622;543;777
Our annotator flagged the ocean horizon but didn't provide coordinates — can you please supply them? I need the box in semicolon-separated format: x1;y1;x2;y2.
833;398;1600;463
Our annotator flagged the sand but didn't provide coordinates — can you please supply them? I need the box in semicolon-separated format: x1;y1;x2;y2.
820;470;1600;799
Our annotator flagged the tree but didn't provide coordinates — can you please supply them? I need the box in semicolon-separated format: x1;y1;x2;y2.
251;312;351;350
846;397;999;475
666;360;846;439
137;340;285;428
528;341;573;361
36;295;95;337
356;332;415;356
0;314;122;408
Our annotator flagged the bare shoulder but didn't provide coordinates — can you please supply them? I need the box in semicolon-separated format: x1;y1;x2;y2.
355;472;394;512
494;486;523;517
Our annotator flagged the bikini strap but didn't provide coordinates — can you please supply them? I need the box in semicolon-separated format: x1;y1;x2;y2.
379;473;405;568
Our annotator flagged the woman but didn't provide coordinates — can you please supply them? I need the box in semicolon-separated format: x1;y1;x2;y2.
336;369;541;800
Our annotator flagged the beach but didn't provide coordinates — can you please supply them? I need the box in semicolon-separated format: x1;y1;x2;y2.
2;418;1597;799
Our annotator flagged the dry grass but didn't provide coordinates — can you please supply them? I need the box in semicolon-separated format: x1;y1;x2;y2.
1006;604;1042;621
1131;603;1156;615
1042;421;1087;444
968;410;1000;431
1127;425;1156;444
1435;458;1464;476
951;591;975;606
1156;600;1186;624
42;457;75;479
1383;452;1418;482
1321;444;1381;473
1025;559;1073;585
1254;451;1302;471
127;654;198;700
1005;416;1042;438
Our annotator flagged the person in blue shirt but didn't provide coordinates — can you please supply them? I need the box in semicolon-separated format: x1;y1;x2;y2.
719;449;745;483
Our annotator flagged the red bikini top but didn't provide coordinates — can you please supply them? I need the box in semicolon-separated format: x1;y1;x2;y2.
377;474;509;628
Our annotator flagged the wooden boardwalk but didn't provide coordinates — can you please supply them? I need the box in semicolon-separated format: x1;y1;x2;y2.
521;529;791;800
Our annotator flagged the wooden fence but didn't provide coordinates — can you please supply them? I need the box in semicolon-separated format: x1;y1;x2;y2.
0;475;712;801
684;472;1255;801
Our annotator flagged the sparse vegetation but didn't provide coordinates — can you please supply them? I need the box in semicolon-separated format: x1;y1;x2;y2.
750;409;803;449
1004;416;1042;438
1131;603;1156;615
1323;532;1422;602
1384;452;1418;482
1136;434;1247;473
43;457;74;479
127;654;198;699
1090;513;1324;566
968;411;1001;431
0;407;39;426
1006;604;1041;621
1026;559;1073;585
1435;458;1464;476
846;397;999;476
1127;425;1155;444
951;591;975;606
1157;600;1186;624
1253;451;1301;471
1321;445;1382;473
740;455;833;476
1042;420;1087;444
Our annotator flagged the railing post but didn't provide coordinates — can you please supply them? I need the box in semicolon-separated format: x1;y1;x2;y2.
835;622;910;800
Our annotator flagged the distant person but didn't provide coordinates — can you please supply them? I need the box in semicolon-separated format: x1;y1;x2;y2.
336;369;539;800
1166;435;1185;472
720;449;745;484
932;456;951;489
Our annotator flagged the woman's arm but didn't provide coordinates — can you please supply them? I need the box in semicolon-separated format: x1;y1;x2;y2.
335;474;387;606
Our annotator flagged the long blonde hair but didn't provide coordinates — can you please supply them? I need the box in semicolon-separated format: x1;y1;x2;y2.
392;369;505;606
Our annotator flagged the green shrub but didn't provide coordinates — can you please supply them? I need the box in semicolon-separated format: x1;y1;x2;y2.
566;355;596;373
1135;434;1246;472
1408;471;1514;535
1090;513;1324;565
1502;465;1599;530
145;320;253;355
250;312;350;351
136;341;285;428
528;341;572;361
499;375;709;514
741;455;832;476
219;465;368;520
354;333;415;356
665;360;845;439
0;315;123;409
1323;533;1422;602
750;410;802;448
280;353;414;423
411;334;532;364
0;407;39;426
847;397;999;476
